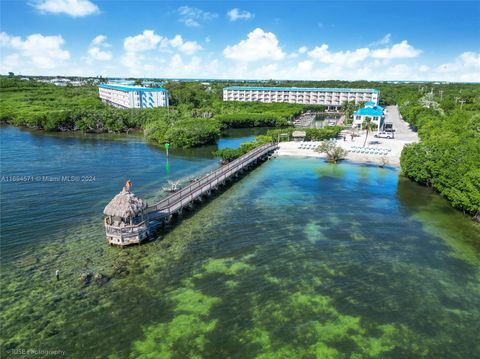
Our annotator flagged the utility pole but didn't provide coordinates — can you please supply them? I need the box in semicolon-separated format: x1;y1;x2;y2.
459;99;466;109
454;96;460;104
439;90;443;100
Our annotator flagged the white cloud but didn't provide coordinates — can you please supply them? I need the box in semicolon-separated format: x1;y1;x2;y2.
371;40;421;59
227;8;254;21
297;60;313;72
122;30;162;75
165;54;204;77
85;35;111;63
436;52;480;81
223;28;285;62
166;35;202;55
87;47;111;61
120;53;146;77
298;46;308;54
0;32;70;69
458;51;480;67
1;29;477;82
308;44;370;67
120;32;202;76
0;32;11;47
177;6;218;27
124;30;162;52
120;31;201;75
178;38;202;55
91;34;109;47
419;65;430;72
307;40;421;68
168;35;183;48
2;54;21;70
8;50;478;81
119;52;214;78
368;33;391;47
31;0;99;17
123;30;201;56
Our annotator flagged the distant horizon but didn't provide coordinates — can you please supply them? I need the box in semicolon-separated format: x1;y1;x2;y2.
4;73;479;85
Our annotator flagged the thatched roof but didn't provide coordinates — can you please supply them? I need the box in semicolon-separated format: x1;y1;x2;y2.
103;188;147;218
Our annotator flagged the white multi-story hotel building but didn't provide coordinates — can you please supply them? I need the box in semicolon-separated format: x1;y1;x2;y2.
98;84;169;109
223;86;380;108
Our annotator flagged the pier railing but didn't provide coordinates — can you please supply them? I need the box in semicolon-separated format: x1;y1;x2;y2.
105;221;148;238
104;143;277;244
145;142;278;218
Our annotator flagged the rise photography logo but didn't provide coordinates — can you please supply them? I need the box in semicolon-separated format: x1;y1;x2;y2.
6;348;65;356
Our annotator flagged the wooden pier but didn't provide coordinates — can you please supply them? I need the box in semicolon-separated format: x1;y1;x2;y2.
103;143;278;246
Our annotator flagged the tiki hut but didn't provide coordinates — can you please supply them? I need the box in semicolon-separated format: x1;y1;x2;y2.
104;188;147;224
103;187;149;246
292;130;306;142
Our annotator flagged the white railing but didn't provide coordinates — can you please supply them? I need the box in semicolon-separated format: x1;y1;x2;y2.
105;221;148;237
147;143;277;215
105;143;278;240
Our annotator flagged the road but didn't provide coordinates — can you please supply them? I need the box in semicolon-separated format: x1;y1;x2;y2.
385;105;419;142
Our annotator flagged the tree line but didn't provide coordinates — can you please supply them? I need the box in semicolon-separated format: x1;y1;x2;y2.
0;78;307;148
399;90;480;220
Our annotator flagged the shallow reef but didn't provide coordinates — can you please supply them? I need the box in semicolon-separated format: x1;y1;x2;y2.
1;155;480;358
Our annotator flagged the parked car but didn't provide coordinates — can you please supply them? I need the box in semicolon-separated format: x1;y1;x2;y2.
374;131;395;139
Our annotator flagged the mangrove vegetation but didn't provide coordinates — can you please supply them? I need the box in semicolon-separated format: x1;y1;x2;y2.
0;78;302;148
399;90;480;219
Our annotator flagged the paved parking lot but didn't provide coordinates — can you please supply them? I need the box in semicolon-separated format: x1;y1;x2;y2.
385;105;419;142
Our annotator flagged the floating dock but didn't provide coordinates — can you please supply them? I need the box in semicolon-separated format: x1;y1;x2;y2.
103;143;278;246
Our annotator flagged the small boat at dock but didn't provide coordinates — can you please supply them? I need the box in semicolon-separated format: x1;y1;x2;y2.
162;180;181;193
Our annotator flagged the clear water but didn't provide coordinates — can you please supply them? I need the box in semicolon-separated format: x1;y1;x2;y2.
217;127;269;149
1;126;479;358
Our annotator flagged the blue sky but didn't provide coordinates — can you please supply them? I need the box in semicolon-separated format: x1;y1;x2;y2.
1;0;479;80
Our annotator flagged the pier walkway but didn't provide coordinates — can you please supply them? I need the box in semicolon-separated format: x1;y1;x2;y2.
104;143;278;245
146;143;278;219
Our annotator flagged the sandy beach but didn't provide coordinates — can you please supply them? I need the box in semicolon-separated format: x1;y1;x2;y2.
276;106;419;167
276;136;412;167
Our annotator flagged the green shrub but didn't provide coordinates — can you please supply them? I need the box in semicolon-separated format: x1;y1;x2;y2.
316;140;348;163
215;148;244;162
400;103;480;216
216;113;289;128
215;135;272;162
305;126;344;140
164;119;221;148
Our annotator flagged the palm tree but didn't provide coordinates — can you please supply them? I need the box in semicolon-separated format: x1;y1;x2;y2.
341;100;355;124
363;117;372;147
